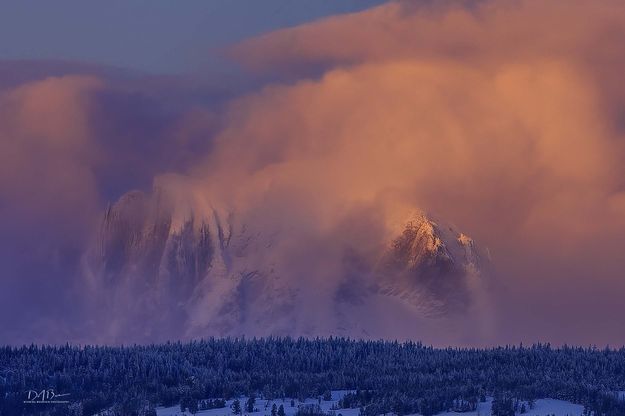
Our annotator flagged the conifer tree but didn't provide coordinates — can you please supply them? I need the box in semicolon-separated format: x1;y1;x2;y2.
232;399;242;415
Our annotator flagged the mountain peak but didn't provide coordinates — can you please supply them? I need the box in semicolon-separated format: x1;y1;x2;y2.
400;213;453;266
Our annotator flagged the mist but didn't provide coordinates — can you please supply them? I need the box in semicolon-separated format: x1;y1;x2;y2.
1;0;625;346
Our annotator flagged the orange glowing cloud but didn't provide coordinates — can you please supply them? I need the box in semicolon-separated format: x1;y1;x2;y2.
191;59;620;258
162;0;625;344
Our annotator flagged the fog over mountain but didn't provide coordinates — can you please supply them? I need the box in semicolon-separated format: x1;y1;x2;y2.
1;0;625;346
82;184;491;344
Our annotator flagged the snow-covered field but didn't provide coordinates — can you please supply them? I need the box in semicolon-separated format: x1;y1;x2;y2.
157;391;358;416
412;398;583;416
156;393;584;416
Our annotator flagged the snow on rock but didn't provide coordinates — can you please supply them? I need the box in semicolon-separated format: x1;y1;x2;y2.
375;212;488;316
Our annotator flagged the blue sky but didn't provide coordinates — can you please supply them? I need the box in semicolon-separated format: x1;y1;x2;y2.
0;0;384;73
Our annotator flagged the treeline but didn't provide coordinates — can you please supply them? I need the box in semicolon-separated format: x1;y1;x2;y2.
1;338;625;415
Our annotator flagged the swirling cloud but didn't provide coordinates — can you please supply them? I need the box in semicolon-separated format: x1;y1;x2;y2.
2;0;625;345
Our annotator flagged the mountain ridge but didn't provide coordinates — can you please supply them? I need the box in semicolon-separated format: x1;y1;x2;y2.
84;187;491;343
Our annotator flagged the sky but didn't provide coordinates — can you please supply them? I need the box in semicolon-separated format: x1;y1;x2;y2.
1;0;625;347
0;0;384;73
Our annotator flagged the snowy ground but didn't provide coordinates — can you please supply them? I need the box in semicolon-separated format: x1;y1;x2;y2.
157;391;358;416
408;398;583;416
156;393;584;416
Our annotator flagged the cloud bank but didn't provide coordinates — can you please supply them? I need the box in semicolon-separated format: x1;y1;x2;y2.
191;0;625;344
1;0;625;345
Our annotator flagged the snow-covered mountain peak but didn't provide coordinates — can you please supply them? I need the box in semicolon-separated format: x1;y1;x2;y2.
84;188;491;342
398;213;453;266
